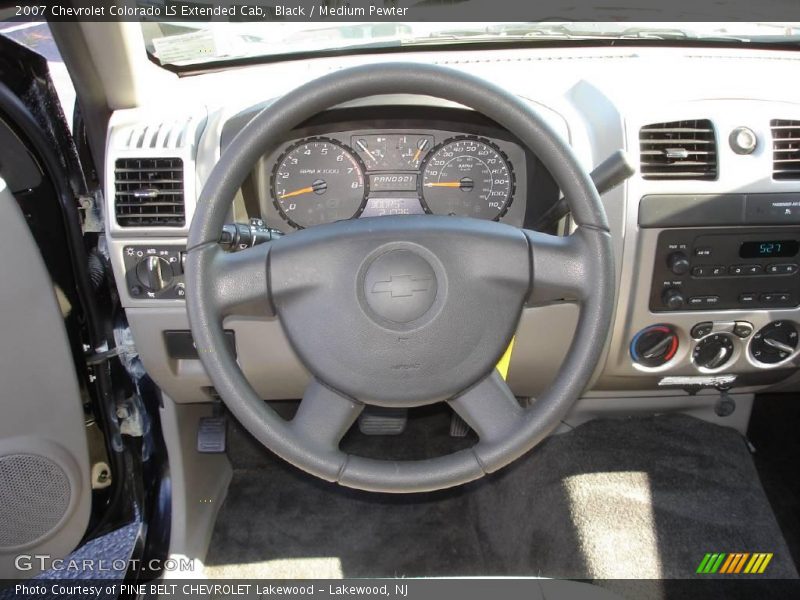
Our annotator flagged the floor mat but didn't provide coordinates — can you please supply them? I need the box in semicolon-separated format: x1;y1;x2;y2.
748;394;800;569
205;412;798;582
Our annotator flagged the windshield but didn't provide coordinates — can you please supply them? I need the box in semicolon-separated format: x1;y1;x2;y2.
143;21;800;68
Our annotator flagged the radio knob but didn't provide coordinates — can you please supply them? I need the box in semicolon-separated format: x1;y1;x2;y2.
667;251;691;275
136;256;173;292
662;288;685;310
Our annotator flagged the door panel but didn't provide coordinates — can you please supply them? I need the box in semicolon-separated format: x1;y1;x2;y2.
0;177;91;578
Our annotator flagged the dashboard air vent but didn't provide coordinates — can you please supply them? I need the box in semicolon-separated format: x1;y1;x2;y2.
771;119;800;180
639;119;717;180
114;158;185;227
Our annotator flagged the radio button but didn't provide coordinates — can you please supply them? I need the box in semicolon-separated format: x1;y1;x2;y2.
766;263;798;275
776;293;793;304
738;292;757;304
729;264;763;275
694;247;713;257
729;264;753;275
760;293;777;304
688;295;720;307
710;265;727;276
692;266;711;277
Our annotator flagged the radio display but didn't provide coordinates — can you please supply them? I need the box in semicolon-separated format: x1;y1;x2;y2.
739;240;799;258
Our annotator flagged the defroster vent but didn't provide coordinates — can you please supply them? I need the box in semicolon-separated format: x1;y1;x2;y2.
640;120;717;180
114;157;185;227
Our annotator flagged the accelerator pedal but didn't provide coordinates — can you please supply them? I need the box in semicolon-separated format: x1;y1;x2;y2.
358;406;407;435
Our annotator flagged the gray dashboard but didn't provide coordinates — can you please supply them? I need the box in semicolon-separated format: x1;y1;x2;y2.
102;46;800;410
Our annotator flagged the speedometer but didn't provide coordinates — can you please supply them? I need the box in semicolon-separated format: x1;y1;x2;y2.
420;137;514;220
272;137;367;229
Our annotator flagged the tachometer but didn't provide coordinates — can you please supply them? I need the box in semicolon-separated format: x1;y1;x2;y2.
272;137;367;229
420;137;514;220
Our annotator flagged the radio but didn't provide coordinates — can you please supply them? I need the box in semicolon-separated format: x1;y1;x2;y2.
650;229;800;311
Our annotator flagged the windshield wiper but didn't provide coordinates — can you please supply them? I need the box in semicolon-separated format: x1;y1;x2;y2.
411;23;757;44
420;23;584;42
619;27;750;42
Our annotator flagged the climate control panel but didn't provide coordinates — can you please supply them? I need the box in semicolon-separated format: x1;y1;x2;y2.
630;319;799;372
123;245;185;300
650;229;800;311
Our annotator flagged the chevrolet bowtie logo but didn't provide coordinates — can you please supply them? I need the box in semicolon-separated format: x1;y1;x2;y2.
371;274;433;298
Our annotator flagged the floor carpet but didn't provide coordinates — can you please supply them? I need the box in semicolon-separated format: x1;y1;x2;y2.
748;394;800;569
205;409;798;592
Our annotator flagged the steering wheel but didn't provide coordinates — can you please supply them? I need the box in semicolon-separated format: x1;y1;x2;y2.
185;63;614;493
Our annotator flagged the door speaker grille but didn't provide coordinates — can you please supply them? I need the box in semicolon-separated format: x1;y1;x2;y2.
0;454;71;548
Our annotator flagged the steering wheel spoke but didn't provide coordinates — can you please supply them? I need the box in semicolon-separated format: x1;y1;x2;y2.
524;227;606;305
204;243;274;318
291;379;364;451
448;371;525;444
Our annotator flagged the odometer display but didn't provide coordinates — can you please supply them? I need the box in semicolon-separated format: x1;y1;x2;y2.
272;138;367;229
420;137;513;220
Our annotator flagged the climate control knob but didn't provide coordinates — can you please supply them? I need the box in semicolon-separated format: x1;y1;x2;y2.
136;256;174;292
667;251;690;275
751;320;799;364
631;324;679;368
693;333;735;370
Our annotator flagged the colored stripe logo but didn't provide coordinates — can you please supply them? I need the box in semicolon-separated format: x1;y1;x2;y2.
696;553;773;574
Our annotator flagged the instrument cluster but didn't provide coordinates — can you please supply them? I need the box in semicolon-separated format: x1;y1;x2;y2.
255;128;527;231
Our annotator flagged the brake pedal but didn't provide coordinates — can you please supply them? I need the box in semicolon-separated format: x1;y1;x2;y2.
358;407;407;436
197;416;227;453
450;412;470;437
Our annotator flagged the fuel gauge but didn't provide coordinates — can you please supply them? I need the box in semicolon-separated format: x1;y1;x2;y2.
400;135;433;168
353;136;389;168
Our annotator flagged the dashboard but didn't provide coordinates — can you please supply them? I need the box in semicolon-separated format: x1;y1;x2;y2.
103;45;800;418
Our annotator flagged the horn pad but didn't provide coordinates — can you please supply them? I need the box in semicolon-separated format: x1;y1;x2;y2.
269;215;531;407
362;248;439;326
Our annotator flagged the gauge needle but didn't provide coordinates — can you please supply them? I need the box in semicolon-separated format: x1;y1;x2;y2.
278;186;314;199
279;179;328;200
424;181;463;188
412;139;429;163
356;140;377;162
